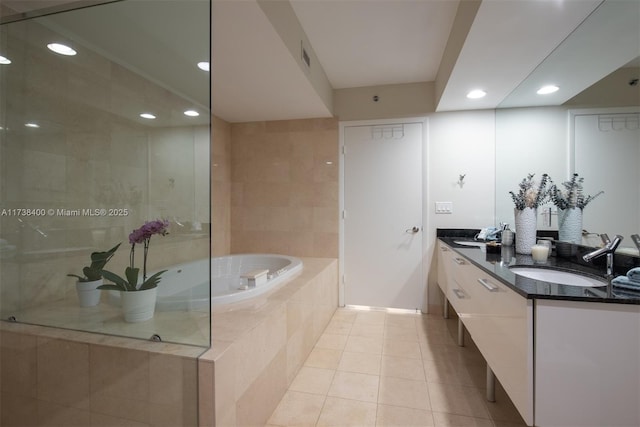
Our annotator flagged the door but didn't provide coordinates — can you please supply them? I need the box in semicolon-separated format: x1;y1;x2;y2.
343;121;424;310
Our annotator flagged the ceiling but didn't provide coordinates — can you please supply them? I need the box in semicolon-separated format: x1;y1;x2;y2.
2;0;638;123
210;0;638;122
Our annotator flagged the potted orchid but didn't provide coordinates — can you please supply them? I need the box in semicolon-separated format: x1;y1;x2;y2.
550;173;604;244
99;219;169;322
67;243;121;307
509;173;550;254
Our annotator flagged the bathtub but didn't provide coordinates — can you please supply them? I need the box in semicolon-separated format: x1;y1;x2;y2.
107;254;303;310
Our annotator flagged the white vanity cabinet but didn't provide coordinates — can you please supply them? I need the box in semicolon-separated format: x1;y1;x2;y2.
535;300;640;427
436;242;453;296
445;250;534;425
437;240;640;427
438;242;473;317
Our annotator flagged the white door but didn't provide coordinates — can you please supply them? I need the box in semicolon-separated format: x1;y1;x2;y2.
343;121;424;310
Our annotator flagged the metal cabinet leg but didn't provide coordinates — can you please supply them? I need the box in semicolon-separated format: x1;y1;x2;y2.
457;318;465;347
443;298;449;319
486;364;496;402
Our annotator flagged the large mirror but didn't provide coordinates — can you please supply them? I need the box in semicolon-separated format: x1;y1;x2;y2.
495;0;640;255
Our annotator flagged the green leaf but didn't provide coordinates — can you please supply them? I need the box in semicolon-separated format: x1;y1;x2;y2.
83;266;101;281
100;270;129;291
139;270;167;290
67;274;86;281
89;243;121;270
125;267;140;290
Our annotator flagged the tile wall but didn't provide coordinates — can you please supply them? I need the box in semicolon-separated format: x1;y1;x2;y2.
212;116;232;256
199;257;339;426
0;323;203;426
229;118;339;258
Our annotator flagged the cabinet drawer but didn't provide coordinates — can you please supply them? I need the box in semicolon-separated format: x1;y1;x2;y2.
446;255;472;315
437;243;453;294
453;259;532;425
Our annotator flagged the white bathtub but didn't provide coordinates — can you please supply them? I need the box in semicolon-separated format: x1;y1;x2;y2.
108;254;303;310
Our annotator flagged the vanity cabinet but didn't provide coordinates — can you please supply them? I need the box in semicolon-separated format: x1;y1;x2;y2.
440;245;533;425
535;299;640;427
436;242;453;296
437;240;640;427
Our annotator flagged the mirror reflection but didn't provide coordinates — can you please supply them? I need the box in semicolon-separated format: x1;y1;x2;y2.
496;0;639;256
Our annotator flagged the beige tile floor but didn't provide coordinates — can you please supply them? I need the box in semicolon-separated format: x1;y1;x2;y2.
267;307;527;427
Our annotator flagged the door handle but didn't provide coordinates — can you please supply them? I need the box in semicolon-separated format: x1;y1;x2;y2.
405;226;420;233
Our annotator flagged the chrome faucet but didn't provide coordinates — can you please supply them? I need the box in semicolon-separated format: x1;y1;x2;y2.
582;234;623;277
631;234;640;252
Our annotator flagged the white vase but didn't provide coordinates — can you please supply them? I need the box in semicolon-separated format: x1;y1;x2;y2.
76;279;103;307
558;207;583;244
514;207;537;255
121;287;157;322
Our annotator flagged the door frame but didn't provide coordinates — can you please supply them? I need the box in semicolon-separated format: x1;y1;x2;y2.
339;117;429;310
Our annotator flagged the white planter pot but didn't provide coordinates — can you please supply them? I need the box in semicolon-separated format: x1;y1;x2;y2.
121;288;157;322
558;207;583;244
514;207;537;255
76;279;103;307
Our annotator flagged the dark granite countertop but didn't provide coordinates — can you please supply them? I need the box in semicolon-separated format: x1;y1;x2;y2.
438;230;640;305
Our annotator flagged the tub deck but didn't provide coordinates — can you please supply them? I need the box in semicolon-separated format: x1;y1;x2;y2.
0;257;338;427
199;257;338;426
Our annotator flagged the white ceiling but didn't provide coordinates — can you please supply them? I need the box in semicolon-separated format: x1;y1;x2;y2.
211;0;632;121
3;0;637;123
211;1;332;123
290;0;459;89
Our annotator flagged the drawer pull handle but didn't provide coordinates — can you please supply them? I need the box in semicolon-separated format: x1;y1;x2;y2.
477;278;499;292
453;258;466;265
452;289;466;299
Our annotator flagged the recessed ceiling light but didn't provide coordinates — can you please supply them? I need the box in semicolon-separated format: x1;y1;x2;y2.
537;85;559;95
197;61;210;72
25;122;40;128
0;55;11;65
184;110;199;117
140;113;156;120
47;43;77;56
466;89;486;99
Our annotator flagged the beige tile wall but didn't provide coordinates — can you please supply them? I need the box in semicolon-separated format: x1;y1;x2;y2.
229;118;339;258
0;328;200;426
200;257;338;426
212;116;232;256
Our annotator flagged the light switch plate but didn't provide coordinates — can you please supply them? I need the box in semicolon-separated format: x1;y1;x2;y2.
435;201;453;214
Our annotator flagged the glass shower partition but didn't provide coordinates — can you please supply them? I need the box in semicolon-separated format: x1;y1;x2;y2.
0;0;211;347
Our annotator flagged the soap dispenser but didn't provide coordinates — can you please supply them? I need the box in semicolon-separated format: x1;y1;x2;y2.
501;223;514;246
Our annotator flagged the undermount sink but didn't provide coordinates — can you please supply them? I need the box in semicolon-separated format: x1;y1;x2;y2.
509;267;608;287
454;240;486;248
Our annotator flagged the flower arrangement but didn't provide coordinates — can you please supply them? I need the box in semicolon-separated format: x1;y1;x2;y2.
509;173;550;210
67;243;121;282
550;173;603;210
99;219;169;292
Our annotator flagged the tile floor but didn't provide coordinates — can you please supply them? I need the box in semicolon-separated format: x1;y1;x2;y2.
267;307;527;426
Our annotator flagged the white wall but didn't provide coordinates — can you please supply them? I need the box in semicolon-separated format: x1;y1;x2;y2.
425;109;496;311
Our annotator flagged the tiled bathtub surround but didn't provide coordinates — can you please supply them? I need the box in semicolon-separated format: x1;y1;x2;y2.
0;322;204;427
0;257;338;427
229;118;339;258
199;257;338;426
212;115;232;256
